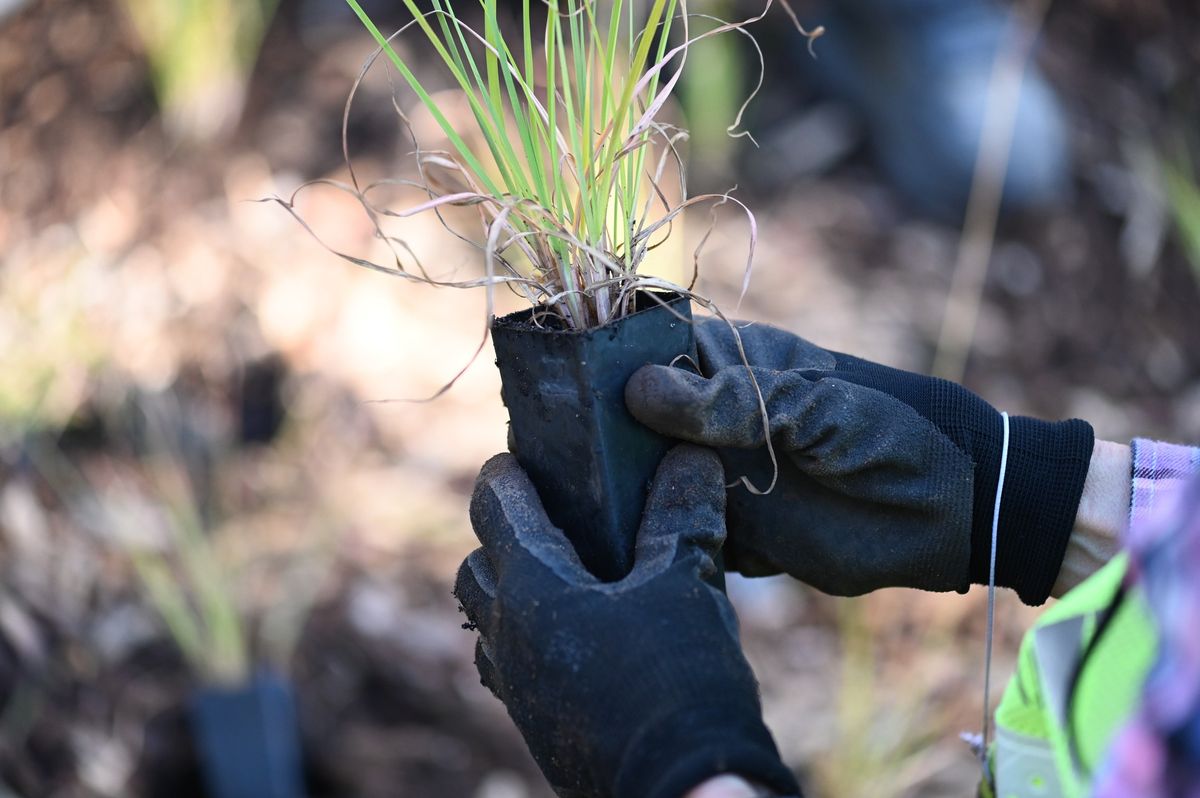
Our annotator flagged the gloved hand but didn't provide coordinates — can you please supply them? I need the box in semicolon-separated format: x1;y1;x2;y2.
454;445;801;798
624;319;1095;605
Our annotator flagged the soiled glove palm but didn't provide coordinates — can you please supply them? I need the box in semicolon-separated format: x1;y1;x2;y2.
624;319;1095;605
454;445;800;798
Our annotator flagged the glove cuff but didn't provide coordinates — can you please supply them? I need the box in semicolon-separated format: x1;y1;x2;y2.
968;416;1095;605
614;705;801;798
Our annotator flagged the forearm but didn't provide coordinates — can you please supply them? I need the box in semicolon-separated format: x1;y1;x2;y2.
1051;439;1130;597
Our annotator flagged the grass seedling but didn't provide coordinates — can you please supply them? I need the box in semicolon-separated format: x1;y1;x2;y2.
276;0;821;495
126;495;249;686
1163;148;1200;284
26;394;330;687
278;0;819;331
30;439;249;686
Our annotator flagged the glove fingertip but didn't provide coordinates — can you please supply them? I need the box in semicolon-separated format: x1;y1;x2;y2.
625;365;711;437
655;444;725;496
469;452;548;559
453;548;496;634
474;451;524;488
633;444;727;573
470;452;599;586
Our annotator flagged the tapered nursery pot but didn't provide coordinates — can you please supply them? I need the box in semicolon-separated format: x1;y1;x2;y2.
492;291;702;583
189;670;305;798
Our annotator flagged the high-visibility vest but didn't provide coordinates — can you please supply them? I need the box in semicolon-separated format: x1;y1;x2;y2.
985;554;1158;798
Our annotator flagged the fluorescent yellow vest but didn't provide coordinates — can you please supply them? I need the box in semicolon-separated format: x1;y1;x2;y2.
986;555;1157;798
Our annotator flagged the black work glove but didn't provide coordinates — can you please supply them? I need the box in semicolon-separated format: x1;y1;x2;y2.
624;319;1095;606
454;445;801;798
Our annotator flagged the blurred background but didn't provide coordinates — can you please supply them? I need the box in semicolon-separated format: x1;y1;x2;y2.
1;0;1198;796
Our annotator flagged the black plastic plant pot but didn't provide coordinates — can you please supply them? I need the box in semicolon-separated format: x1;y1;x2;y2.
189;671;305;798
492;290;710;583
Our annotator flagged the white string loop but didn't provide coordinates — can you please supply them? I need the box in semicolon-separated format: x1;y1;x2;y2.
981;410;1011;780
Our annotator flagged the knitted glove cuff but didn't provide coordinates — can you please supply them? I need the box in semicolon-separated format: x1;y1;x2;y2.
968;416;1095;605
614;706;801;798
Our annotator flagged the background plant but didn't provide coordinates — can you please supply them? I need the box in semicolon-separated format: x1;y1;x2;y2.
680;0;744;189
28;395;331;687
120;0;278;142
1163;146;1200;285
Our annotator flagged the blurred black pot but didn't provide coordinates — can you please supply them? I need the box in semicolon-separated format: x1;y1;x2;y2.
189;671;304;798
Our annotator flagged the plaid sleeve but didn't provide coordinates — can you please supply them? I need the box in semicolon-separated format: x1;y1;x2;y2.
1127;439;1200;550
1092;441;1200;797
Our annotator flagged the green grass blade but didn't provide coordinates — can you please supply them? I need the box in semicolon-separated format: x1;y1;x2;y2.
175;515;248;685
130;551;208;674
1164;155;1200;282
346;0;504;196
430;1;524;194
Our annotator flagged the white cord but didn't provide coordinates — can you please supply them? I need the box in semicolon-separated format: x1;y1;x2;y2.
981;411;1011;780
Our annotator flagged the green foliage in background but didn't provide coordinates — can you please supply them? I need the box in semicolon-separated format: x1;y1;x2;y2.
114;455;330;685
31;434;251;686
680;0;743;187
1163;150;1200;283
812;599;951;798
121;0;279;141
128;499;249;686
28;396;333;687
0;245;106;442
